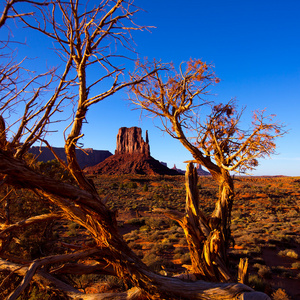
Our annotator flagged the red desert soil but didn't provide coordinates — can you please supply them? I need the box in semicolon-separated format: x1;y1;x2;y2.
84;174;300;298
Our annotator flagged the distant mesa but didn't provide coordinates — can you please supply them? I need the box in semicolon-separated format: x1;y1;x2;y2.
29;146;112;169
84;127;180;175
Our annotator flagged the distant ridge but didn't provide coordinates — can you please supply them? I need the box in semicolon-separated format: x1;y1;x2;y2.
29;146;112;169
172;164;210;176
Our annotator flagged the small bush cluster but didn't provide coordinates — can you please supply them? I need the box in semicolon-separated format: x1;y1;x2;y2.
278;249;298;259
271;288;290;300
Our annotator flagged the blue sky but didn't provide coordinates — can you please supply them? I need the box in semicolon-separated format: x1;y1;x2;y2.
86;0;300;176
3;0;300;176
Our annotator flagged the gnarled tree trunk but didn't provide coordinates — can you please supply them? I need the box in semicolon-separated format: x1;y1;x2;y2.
156;163;232;282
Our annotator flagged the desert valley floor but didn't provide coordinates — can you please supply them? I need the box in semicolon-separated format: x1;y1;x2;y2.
88;174;300;299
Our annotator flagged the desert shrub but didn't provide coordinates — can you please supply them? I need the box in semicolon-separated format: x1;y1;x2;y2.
26;286;50;300
97;188;105;194
291;261;300;269
123;230;139;242
142;253;160;269
248;274;267;292
166;233;179;243
271;266;285;275
36;159;74;183
278;249;298;259
125;218;145;226
178;237;188;246
145;217;164;229
139;225;150;232
103;275;126;292
180;253;191;264
67;221;80;236
257;265;272;279
174;247;185;255
173;247;187;260
127;241;142;250
151;242;173;255
282;270;293;279
148;231;162;242
169;224;180;232
7;224;54;260
126;182;138;189
271;288;290;300
161;239;175;251
111;182;118;189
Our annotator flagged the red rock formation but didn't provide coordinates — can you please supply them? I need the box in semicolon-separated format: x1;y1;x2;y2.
84;127;180;175
115;127;150;156
85;153;179;175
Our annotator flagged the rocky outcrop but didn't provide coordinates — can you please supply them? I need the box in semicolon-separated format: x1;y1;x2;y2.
84;127;180;176
115;127;150;156
85;153;179;175
29;146;112;169
196;164;210;176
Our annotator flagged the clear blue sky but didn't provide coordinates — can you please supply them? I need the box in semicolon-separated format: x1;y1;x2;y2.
3;0;300;176
88;0;300;176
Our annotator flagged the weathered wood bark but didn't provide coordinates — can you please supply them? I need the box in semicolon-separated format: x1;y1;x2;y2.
173;118;235;255
0;115;7;149
211;169;234;252
155;163;231;282
238;258;249;285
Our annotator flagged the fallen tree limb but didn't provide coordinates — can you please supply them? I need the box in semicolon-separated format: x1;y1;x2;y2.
0;257;143;300
0;257;80;295
5;248;102;300
0;213;63;236
50;261;115;276
0;256;271;300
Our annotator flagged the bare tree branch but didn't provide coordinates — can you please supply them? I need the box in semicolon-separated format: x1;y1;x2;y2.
0;212;62;237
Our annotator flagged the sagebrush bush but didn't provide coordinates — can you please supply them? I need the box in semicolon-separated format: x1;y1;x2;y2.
145;217;164;229
271;288;290;300
248;274;267;292
257;265;272;279
291;261;300;269
278;249;298;259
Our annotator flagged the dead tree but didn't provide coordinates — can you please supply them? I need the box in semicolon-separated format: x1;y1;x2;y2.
0;1;272;299
130;58;286;282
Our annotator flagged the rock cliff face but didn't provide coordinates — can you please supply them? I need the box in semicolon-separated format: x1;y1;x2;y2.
115;127;150;156
85;127;179;175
